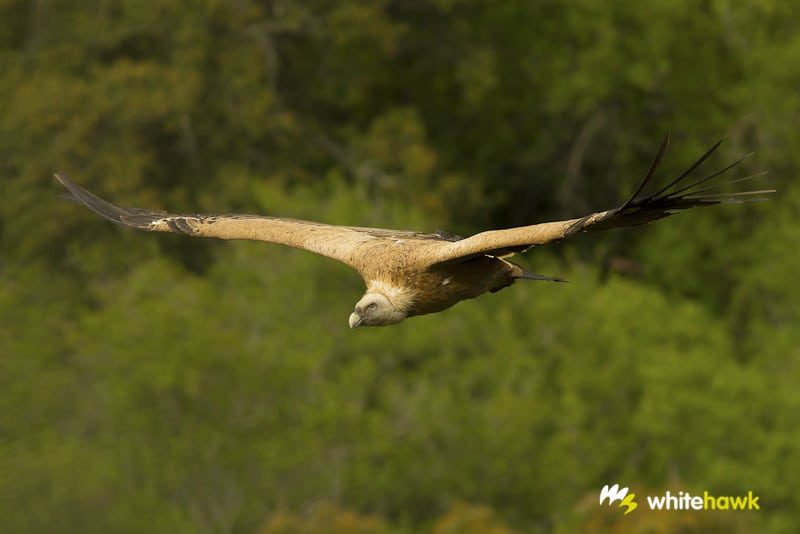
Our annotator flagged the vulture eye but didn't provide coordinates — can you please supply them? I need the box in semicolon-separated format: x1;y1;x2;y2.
367;302;377;312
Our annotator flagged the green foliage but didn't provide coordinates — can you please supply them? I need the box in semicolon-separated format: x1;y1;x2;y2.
259;502;400;534
1;0;798;532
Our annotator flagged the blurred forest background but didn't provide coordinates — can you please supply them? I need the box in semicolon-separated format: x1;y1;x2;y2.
1;1;798;532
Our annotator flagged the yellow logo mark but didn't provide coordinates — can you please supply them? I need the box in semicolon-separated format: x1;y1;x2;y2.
620;492;638;514
599;484;639;515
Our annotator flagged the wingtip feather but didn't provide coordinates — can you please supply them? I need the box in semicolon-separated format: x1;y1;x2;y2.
54;173;132;225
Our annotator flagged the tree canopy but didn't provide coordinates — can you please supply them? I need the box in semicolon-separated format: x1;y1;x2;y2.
1;1;797;532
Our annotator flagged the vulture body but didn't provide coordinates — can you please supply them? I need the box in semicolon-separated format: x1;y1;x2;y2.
56;137;772;329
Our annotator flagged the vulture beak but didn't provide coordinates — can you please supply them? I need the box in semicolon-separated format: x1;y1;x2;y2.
348;311;363;330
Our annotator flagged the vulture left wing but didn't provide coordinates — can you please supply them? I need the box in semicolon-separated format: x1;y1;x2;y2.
56;173;447;274
426;136;774;265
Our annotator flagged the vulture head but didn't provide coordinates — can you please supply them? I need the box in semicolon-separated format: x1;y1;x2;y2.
348;292;408;329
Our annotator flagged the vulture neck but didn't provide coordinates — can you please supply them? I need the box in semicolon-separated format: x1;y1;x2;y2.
365;280;415;314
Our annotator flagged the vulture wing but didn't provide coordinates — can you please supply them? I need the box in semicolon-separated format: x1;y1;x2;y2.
426;136;774;265
56;173;448;275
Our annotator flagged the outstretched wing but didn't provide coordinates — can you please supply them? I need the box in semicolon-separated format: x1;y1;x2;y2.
427;136;774;265
55;173;448;274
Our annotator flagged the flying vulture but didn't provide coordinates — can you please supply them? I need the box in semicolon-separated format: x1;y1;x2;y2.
56;136;772;329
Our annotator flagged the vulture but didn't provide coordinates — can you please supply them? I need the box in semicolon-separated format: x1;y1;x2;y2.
56;136;772;329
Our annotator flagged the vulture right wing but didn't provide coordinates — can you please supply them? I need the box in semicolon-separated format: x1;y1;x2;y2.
425;136;774;265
